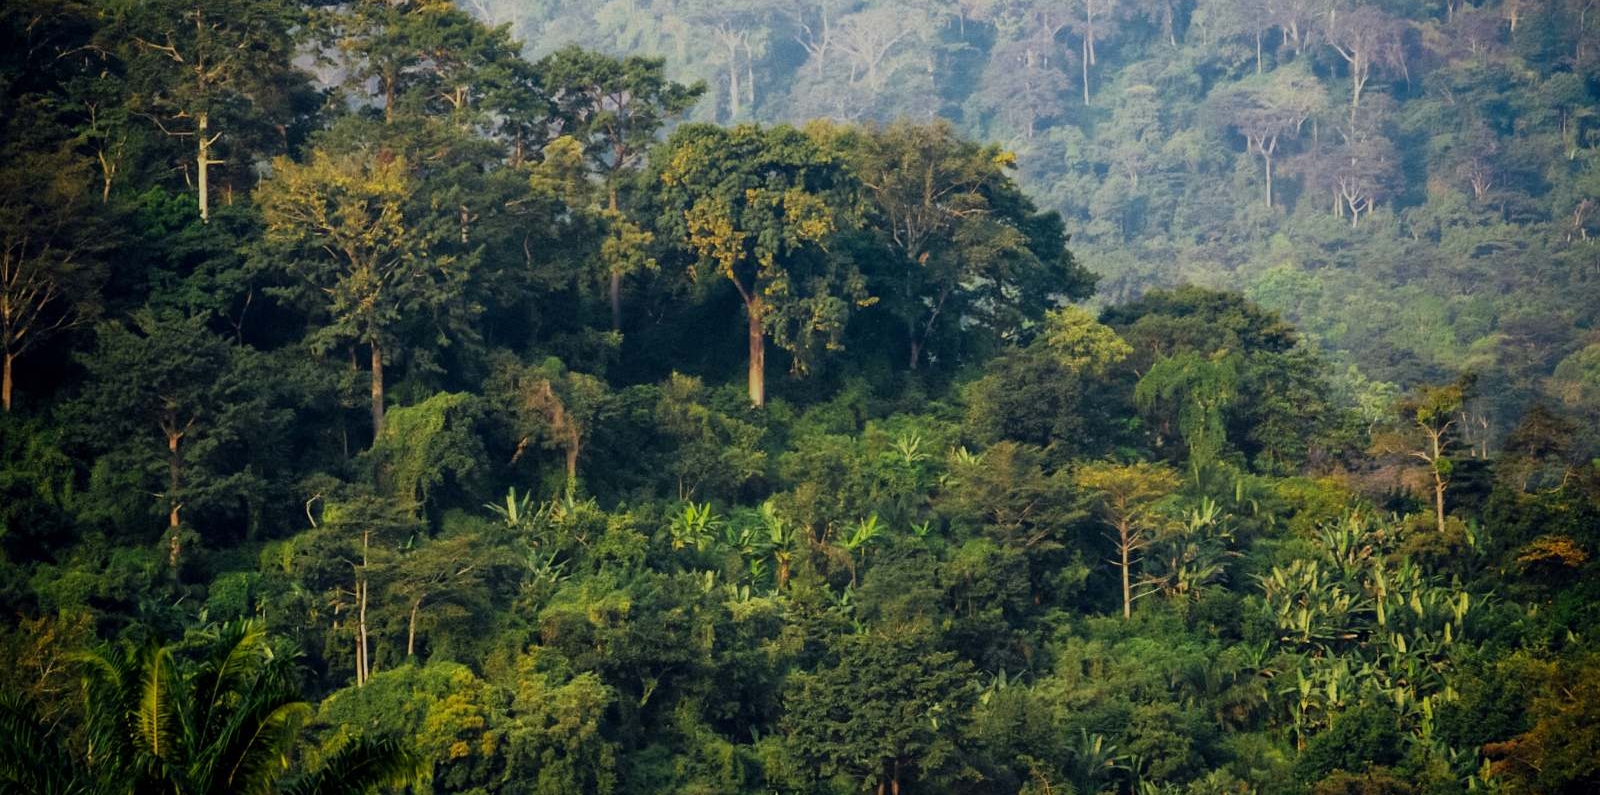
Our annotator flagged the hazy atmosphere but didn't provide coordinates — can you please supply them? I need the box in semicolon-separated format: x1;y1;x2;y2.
2;1;1598;794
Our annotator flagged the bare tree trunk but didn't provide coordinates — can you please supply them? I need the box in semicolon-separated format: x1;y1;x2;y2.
198;114;211;224
357;526;371;685
1082;38;1091;105
746;296;766;408
2;351;12;412
370;340;385;437
407;598;420;657
1430;433;1448;536
168;430;183;529
1120;520;1132;620
1264;155;1274;209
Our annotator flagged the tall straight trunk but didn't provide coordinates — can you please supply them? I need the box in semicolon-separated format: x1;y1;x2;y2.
1120;520;1133;620
407;598;420;657
2;351;12;412
1430;433;1447;535
357;525;371;685
370;340;385;437
746;295;766;408
168;430;183;529
1082;38;1091;105
166;418;184;569
1264;155;1274;209
198;113;211;224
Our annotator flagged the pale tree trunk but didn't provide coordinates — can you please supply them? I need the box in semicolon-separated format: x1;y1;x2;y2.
1120;519;1133;620
168;430;183;530
2;351;12;412
370;340;385;437
167;420;183;570
356;525;371;685
746;295;766;408
1082;38;1092;105
1429;431;1448;536
1264;154;1274;209
197;113;222;224
407;598;420;657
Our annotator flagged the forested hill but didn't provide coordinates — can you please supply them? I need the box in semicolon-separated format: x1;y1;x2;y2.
476;0;1600;432
5;1;1600;795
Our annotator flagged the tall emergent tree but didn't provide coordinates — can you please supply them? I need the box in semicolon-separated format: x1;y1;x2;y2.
257;147;477;437
829;120;1093;368
1373;377;1473;536
657;123;867;407
110;0;307;222
71;311;260;562
540;46;704;329
1076;460;1180;620
0;150;106;412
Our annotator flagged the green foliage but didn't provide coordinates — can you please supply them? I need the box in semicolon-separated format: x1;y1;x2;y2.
4;3;1599;793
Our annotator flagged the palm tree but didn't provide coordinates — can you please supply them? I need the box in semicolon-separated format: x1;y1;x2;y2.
2;620;417;795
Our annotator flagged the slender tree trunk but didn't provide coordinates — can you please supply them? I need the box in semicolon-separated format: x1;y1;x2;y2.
908;336;922;370
2;350;12;412
1431;437;1447;536
1256;30;1263;74
198;113;211;224
166;422;183;530
1264;154;1274;209
370;340;385;437
407;598;420;657
1120;520;1133;620
746;295;766;408
357;526;371;685
1082;38;1091;105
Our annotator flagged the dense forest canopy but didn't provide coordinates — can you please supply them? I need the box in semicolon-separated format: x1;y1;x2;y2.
2;1;1600;795
476;0;1600;436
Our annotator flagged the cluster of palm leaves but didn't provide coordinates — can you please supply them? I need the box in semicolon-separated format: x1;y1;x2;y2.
0;620;416;795
1257;512;1484;748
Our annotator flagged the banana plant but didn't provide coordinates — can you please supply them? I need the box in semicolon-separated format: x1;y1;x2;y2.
1258;559;1371;650
1141;497;1237;600
668;501;720;552
836;514;883;586
762;502;798;591
1067;729;1127;794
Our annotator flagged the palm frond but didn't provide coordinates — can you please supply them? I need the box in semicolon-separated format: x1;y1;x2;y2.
280;736;421;795
0;695;86;795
